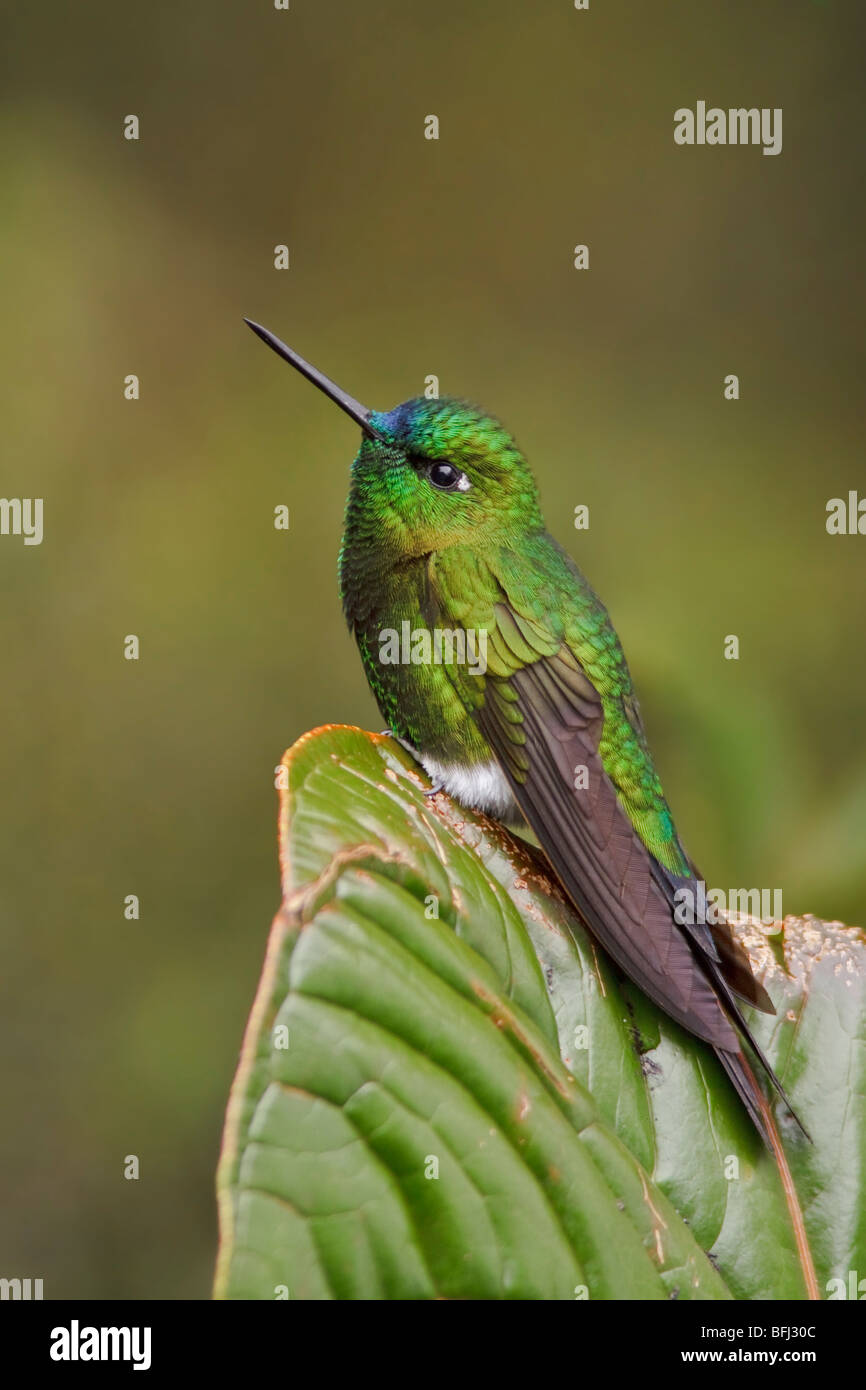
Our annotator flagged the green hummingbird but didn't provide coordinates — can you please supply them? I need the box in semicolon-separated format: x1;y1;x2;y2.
244;318;807;1160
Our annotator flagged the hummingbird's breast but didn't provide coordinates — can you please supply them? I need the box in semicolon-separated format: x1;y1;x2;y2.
342;548;505;797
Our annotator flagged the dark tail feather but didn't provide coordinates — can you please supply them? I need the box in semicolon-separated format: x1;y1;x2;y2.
716;1047;819;1301
715;1046;773;1149
702;954;811;1141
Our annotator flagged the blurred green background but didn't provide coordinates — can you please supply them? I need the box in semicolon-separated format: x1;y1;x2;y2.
1;0;863;1298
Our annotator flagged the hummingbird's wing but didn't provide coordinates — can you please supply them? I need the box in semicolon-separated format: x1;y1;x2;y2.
474;616;740;1047
616;691;776;1014
459;595;806;1143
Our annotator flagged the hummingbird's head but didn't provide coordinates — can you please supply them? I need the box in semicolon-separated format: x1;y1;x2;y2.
355;394;544;554
244;320;544;560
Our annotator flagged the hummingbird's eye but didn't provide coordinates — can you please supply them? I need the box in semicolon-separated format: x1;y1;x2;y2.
427;461;471;493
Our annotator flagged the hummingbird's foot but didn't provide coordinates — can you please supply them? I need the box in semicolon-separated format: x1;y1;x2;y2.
380;729;424;762
381;730;443;796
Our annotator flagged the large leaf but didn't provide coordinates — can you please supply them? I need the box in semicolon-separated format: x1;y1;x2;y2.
214;726;866;1300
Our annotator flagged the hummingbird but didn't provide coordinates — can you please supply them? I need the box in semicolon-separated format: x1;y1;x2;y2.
245;318;816;1292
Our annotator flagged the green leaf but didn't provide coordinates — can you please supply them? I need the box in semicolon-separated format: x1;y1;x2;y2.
214;727;866;1300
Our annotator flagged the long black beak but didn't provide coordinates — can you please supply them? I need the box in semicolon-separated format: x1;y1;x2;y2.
243;318;385;441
